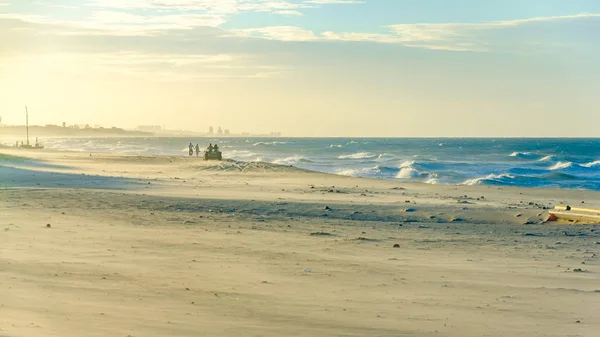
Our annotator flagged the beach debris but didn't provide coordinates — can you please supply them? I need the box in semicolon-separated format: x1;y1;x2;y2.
304;269;312;273
310;232;334;237
564;231;588;237
354;237;379;242
393;244;400;248
573;268;587;273
46;224;51;228
523;233;544;237
451;217;464;222
324;206;331;210
405;200;411;203
418;225;430;229
547;214;559;222
516;213;523;218
403;208;416;213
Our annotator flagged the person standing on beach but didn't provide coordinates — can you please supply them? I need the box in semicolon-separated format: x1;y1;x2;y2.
195;144;200;157
188;143;194;156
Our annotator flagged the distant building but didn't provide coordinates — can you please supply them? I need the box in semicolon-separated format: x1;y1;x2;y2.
224;129;230;136
136;125;162;132
62;122;66;128
269;132;282;137
217;127;223;136
208;126;214;135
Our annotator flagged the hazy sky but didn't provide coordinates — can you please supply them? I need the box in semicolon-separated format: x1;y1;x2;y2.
0;0;599;137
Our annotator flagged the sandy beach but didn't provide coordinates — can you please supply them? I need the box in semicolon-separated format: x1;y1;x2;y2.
1;149;599;337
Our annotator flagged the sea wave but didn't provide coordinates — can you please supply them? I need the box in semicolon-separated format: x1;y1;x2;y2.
509;152;541;159
253;141;293;147
394;160;433;180
272;156;313;165
583;160;600;168
462;173;515;186
338;152;378;160
377;153;396;160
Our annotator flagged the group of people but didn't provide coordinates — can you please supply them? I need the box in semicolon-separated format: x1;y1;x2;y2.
188;142;219;157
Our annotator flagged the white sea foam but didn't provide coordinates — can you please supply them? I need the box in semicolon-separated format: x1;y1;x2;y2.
337;168;360;177
253;141;292;146
338;152;377;160
273;156;306;166
462;173;514;186
399;160;416;168
549;161;574;170
396;167;420;179
425;177;440;184
509;152;538;158
582;160;600;168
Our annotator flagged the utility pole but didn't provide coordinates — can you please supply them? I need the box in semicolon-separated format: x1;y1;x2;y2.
26;106;30;145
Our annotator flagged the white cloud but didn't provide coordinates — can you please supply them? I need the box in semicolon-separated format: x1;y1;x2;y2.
274;10;303;16
84;0;349;18
233;13;600;52
305;0;363;3
0;0;361;35
232;26;317;41
388;13;600;42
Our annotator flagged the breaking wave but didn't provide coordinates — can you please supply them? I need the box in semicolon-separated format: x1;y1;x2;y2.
338;152;378;160
462;173;515;186
272;156;314;166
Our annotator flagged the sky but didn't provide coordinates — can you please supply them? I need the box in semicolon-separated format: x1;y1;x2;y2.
0;0;599;137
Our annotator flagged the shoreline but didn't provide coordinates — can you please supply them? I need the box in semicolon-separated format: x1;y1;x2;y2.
4;136;600;192
2;147;600;195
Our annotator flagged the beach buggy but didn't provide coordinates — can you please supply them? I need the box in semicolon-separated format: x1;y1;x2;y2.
204;143;222;161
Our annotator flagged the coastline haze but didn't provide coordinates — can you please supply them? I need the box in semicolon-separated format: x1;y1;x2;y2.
1;1;599;137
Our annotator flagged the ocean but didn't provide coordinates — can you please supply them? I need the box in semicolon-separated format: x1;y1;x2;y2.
17;137;600;191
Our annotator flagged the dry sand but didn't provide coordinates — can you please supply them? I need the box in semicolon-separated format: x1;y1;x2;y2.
1;149;599;337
